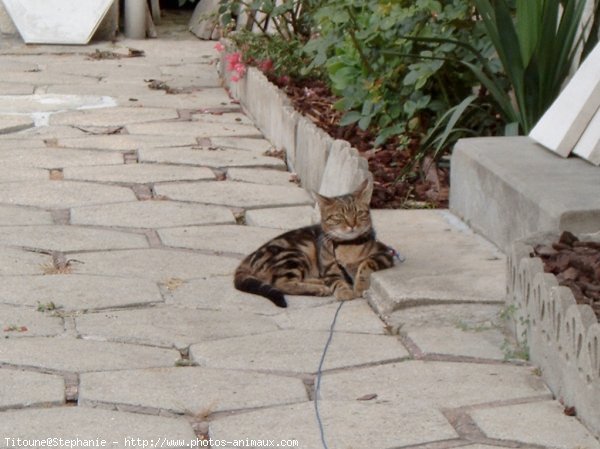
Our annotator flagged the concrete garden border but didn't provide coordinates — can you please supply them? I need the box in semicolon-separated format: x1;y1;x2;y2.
507;232;600;437
218;48;371;197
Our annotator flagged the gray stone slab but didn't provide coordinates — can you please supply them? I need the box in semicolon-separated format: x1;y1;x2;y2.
0;115;34;134
0;83;35;95
0;370;64;409
209;401;458;449
155;181;312;209
0;204;53;225
0;167;48;183
127;88;236;110
389;304;506;360
470;401;600;448
0;225;147;252
12;125;87;139
74;249;238;281
0;275;163;311
0;147;123;169
64;164;215;184
0;248;52;275
210;136;273;152
449;137;600;252
45;60;162;79
245;205;314;230
0;181;136;208
321;361;550;408
0;337;180;372
368;210;506;317
80;367;306;414
128;121;262;139
190;329;407;373
50;107;179;127
0;304;64;337
72;201;234;228
227;167;293;185
0;408;196;446
56;134;198;151
158;225;281;254
168;276;335;314
274;300;386;334
76;306;278;350
192;112;252;125
138;147;285;169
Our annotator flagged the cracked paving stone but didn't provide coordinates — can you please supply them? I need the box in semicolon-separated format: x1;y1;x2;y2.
0;337;180;372
470;401;600;449
129;88;236;110
0;204;53;225
226;168;294;185
76;306;279;350
158;225;281;255
64;164;215;184
0;225;147;252
245;206;314;230
56;134;198;151
138;147;285;170
189;329;407;373
127;121;261;138
154;181;312;209
389;303;506;360
0;408;196;446
0;275;162;311
209;401;458;449
79;367;307;415
0;147;123;168
0;370;64;409
168;276;335;314
0;181;136;209
50;107;179;127
320;360;550;408
0;304;63;337
72;201;233;229
73;249;238;281
274;300;386;334
0;248;52;275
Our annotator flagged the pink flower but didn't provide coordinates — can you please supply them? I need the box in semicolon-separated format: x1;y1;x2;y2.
234;62;246;76
225;52;241;71
230;73;240;82
214;42;225;52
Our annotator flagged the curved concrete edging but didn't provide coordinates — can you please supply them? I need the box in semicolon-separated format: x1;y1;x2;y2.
218;49;371;196
508;233;600;437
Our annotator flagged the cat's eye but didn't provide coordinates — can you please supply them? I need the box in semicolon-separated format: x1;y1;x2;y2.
326;216;342;225
357;210;369;218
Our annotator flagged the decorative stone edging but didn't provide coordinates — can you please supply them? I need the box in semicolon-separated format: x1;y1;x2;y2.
218;48;371;197
507;232;600;437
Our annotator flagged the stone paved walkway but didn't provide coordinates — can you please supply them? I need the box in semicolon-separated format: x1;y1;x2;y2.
0;13;598;449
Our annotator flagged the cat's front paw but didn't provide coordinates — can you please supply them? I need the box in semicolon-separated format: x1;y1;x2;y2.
354;264;373;296
334;285;356;301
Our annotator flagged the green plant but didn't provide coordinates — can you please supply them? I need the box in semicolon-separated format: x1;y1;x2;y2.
469;0;589;134
304;0;495;146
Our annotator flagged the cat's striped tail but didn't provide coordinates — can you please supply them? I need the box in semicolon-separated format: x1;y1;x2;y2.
234;269;287;308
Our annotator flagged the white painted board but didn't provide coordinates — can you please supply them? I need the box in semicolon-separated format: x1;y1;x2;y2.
2;0;114;44
529;42;600;157
573;105;600;165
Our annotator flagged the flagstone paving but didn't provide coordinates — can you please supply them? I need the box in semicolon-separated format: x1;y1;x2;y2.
0;13;597;449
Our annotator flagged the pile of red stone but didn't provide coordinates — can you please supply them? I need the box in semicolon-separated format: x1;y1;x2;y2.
534;231;600;320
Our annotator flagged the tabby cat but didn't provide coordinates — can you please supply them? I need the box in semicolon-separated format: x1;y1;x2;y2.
234;179;396;308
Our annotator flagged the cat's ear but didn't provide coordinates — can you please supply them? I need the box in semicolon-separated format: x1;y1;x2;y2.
311;191;335;208
352;178;373;204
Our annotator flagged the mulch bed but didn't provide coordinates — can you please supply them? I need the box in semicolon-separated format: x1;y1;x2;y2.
267;76;449;209
534;231;600;320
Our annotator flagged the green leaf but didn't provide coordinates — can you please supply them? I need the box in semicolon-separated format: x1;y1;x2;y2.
358;115;372;130
339;111;363;126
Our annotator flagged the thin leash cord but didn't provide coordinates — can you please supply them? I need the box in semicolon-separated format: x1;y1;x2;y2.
314;300;345;449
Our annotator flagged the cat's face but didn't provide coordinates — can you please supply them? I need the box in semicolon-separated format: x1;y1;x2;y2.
316;180;373;241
